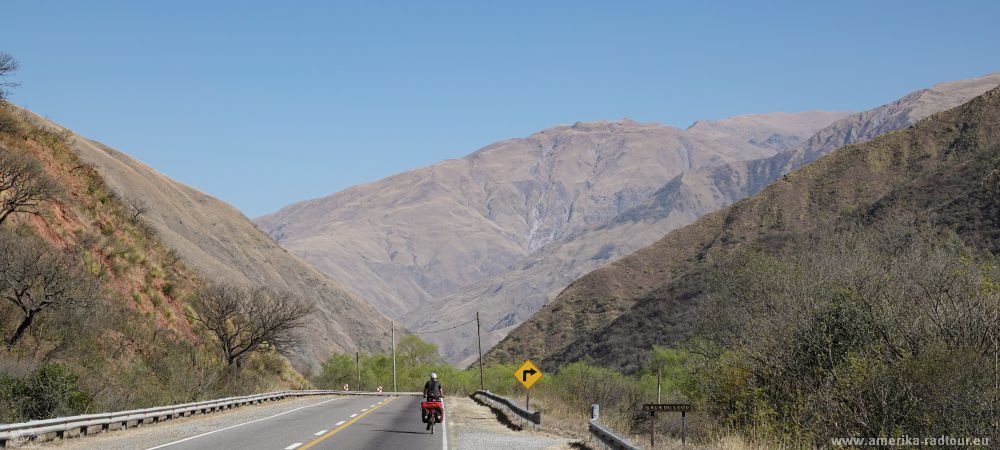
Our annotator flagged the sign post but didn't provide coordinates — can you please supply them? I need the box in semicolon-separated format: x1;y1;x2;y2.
476;312;485;391
643;403;692;447
513;360;543;416
356;351;362;392
391;321;397;394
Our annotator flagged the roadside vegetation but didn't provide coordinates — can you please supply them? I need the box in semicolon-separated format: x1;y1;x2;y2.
319;218;998;447
690;219;998;446
0;55;308;424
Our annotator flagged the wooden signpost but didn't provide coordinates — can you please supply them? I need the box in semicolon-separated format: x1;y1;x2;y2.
643;403;692;446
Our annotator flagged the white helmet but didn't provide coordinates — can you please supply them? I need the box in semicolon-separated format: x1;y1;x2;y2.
430;372;438;380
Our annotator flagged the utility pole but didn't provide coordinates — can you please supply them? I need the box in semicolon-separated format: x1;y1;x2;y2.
657;366;662;403
391;321;397;394
476;311;485;390
356;350;361;392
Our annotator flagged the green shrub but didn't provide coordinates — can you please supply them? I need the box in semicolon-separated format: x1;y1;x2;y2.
0;364;91;421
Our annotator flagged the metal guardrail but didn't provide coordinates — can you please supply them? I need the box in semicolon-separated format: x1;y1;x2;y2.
471;390;541;427
0;389;416;447
588;404;640;450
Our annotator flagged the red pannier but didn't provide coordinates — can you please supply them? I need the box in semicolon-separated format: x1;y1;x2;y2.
421;401;444;423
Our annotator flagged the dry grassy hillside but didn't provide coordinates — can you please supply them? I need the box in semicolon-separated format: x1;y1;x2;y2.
16;112;396;370
1;104;305;421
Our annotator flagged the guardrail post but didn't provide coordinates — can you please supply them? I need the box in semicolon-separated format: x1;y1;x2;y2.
591;404;599;420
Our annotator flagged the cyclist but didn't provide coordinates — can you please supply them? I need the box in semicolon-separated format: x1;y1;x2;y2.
421;373;444;428
423;372;443;401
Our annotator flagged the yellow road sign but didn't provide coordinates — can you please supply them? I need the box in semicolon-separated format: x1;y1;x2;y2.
514;359;543;389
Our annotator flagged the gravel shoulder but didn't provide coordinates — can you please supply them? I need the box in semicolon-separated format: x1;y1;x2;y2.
447;395;579;450
29;395;342;450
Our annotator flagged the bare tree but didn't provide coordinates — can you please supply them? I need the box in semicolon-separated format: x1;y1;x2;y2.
122;196;148;224
0;149;59;225
0;232;97;350
187;284;313;367
0;53;18;101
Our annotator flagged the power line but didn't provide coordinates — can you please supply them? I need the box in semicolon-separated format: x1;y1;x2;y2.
410;317;478;334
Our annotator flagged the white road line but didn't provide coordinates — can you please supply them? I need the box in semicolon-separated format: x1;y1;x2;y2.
350;413;358;418
334;420;346;426
361;408;368;411
285;444;302;450
441;400;448;450
313;430;327;436
144;397;343;449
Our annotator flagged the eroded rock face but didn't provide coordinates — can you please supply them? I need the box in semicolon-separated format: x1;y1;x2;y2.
255;110;848;359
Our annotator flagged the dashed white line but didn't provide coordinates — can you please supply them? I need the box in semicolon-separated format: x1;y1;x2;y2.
144;396;343;449
349;413;358;418
314;430;327;436
361;408;368;411
285;444;302;450
335;420;346;426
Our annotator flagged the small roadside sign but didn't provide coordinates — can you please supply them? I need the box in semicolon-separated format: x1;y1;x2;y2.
643;403;692;412
343;384;349;391
514;359;543;389
645;403;692;446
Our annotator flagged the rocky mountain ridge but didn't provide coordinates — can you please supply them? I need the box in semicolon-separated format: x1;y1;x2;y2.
486;76;1000;369
255;111;848;353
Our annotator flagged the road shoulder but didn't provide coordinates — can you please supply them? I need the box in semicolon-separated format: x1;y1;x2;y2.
447;395;576;450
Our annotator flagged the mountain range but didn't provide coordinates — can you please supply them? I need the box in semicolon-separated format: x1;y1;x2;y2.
257;73;1000;365
487;75;1000;370
254;111;851;362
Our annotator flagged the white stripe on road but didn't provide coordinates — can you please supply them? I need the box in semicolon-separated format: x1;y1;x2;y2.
361;408;368;411
334;420;345;426
349;413;358;417
441;400;448;450
144;396;343;449
313;430;327;436
285;444;302;450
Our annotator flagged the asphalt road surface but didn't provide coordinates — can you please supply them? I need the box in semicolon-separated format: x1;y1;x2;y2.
145;395;445;450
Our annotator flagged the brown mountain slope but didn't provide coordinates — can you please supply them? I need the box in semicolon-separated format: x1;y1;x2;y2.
420;73;1000;366
255;112;846;328
1;109;200;347
487;82;1000;370
23;112;395;370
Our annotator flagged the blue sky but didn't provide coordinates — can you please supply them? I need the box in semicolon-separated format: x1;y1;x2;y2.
4;1;998;217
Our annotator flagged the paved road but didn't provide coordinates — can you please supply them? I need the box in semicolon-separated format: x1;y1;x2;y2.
145;395;445;450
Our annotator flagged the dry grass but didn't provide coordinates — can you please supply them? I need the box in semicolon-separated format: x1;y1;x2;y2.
0;103;306;421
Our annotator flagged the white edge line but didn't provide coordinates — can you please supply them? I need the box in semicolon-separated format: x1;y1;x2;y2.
334;420;346;426
441;400;448;450
362;408;368;411
285;444;302;450
349;413;358;418
314;430;327;436
144;396;342;449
